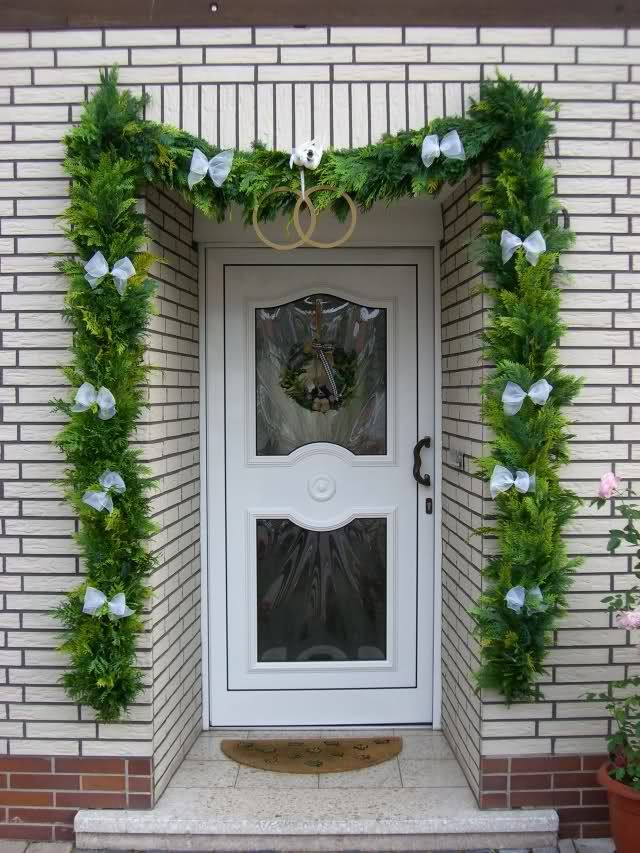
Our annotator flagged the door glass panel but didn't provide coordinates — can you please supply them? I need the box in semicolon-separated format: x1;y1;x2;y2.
256;517;387;663
255;293;387;456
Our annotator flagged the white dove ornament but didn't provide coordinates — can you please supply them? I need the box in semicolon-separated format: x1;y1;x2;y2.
289;139;323;171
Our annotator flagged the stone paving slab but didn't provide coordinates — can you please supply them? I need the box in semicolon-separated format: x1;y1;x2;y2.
558;841;615;853
0;845;73;853
64;847;614;853
65;843;616;853
0;838;616;853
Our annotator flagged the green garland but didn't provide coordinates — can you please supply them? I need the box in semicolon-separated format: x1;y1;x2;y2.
471;97;583;702
55;67;579;720
53;154;156;720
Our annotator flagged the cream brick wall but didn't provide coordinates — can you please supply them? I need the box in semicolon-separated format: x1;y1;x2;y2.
141;187;202;798
440;172;486;797
0;25;638;772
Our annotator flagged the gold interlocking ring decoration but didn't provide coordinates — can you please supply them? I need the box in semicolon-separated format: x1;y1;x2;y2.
252;184;357;251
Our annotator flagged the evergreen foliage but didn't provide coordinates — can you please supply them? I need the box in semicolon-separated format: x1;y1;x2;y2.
55;76;157;721
56;67;579;719
471;82;582;702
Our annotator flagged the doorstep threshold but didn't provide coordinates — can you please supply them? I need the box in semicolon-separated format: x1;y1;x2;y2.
75;787;558;852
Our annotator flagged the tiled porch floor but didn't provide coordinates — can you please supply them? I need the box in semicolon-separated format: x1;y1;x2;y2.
75;728;558;851
173;727;467;791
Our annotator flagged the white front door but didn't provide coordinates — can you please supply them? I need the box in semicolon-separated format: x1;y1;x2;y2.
205;248;435;726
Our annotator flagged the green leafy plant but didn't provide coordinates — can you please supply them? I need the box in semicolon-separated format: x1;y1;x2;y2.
55;66;579;720
586;473;640;789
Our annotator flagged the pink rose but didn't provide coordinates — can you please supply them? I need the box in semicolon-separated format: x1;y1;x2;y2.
598;471;621;499
616;609;640;630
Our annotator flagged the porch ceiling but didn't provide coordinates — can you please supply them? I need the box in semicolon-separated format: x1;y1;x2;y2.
193;198;444;247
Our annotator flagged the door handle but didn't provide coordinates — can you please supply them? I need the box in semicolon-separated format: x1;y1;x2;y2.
412;437;431;487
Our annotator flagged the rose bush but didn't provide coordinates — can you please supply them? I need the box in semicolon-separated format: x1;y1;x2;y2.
599;471;621;500
589;472;640;788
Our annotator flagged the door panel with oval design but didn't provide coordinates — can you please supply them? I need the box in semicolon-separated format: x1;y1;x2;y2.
207;249;435;726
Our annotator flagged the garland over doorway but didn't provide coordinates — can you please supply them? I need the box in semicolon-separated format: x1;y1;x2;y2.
54;68;581;721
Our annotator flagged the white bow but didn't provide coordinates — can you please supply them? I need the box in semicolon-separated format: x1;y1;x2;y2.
500;229;546;266
502;379;553;416
84;251;135;295
289;139;323;171
421;130;465;169
505;585;545;615
83;586;133;619
82;470;126;514
188;148;234;190
72;382;116;420
490;464;536;499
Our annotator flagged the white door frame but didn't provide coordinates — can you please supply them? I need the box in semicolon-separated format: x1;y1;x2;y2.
196;198;443;730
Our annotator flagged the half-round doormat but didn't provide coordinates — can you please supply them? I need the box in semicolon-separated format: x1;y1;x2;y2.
221;736;403;774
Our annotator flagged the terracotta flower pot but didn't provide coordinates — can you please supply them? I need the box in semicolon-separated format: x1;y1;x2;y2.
598;761;640;853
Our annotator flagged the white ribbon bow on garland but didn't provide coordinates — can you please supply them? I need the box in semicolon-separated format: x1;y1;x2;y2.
82;470;126;514
83;586;133;619
500;229;546;266
188;148;234;190
421;130;466;169
505;585;546;615
502;379;553;416
84;251;135;295
490;464;536;499
290;139;323;197
72;382;116;420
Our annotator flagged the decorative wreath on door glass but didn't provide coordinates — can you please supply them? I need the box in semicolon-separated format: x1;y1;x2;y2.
279;295;358;413
280;341;358;414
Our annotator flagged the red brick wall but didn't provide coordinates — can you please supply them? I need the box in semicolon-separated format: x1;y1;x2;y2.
481;754;610;840
0;756;152;842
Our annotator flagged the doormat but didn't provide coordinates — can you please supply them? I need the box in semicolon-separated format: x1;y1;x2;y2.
221;736;403;774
